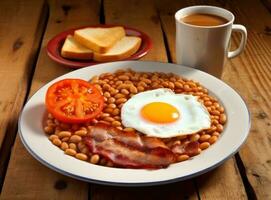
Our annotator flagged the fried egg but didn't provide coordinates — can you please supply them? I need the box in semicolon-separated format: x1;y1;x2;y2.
121;88;211;138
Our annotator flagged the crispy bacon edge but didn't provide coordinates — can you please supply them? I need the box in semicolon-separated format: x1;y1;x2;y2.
83;123;177;169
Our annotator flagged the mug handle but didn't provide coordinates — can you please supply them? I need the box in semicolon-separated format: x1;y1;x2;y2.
227;24;247;58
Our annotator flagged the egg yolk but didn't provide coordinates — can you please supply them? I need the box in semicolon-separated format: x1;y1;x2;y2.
140;102;180;123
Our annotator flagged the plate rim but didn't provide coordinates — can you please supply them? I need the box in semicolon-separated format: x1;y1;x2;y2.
19;60;251;186
46;24;152;68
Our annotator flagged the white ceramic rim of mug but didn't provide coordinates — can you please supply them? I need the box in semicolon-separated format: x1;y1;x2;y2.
175;5;234;28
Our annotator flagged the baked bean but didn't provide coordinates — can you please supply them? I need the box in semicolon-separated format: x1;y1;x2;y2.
70;135;82;143
207;126;217;133
212;119;219;125
114;93;125;99
168;82;175;89
107;103;117;109
49;134;58;141
116;98;127;104
183;84;190;91
60;142;69;150
61;137;70;142
137;86;145;92
104;108;114;113
209;136;218;144
219;114;227;124
123;127;135;132
129;85;138;93
190;134;200;142
99;120;110;125
211;110;220;116
200;142;210;150
118;75;129;80
52;138;62;146
112;120;121;127
94;84;102;91
75;153;88;161
216;124;224;133
162;82;169;87
75;129;87;136
112;108;120;116
44;126;54;134
124;80;133;85
115;126;123;130
204;101;212;106
109;88;118;95
103;91;111;98
218;106;224;113
199;134;211;142
212;131;220;137
108;97;115;103
120;89;129;95
115;80;123;86
104;116;115;122
177;155;190;162
65;148;77;156
175;82;183;89
101;113;110;118
69;143;77;151
138;81;147;88
90;154;100;164
58;131;72;138
117;83;130;90
114;116;121;120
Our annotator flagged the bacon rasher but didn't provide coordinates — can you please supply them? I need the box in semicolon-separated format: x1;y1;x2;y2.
84;123;176;169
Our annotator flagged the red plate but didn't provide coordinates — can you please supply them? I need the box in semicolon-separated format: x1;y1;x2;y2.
47;25;152;68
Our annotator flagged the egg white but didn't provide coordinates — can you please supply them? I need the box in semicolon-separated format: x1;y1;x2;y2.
121;88;211;138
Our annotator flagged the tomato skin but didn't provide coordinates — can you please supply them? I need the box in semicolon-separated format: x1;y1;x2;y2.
45;79;104;124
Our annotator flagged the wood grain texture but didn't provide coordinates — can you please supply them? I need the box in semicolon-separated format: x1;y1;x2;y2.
90;0;198;199
104;0;168;62
220;1;271;199
0;0;46;187
1;0;100;199
156;0;248;199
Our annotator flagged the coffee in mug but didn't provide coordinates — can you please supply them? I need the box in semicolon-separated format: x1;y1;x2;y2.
175;6;247;78
181;13;228;26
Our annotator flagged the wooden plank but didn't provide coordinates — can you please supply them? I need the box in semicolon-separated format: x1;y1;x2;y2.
220;1;271;199
156;0;248;199
1;0;100;199
0;0;46;187
90;1;198;199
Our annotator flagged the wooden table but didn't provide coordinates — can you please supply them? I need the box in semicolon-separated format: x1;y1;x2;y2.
0;0;270;199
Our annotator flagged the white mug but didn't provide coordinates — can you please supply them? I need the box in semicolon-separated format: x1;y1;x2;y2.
175;6;247;78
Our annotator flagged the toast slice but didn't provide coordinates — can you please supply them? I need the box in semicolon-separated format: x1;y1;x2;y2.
61;35;93;60
93;36;142;62
74;26;125;53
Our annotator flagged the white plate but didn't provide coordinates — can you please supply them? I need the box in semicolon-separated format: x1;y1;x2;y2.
19;61;250;186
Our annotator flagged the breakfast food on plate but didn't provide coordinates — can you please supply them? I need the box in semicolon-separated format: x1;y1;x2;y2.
121;88;211;138
44;69;227;169
60;26;142;62
74;26;126;53
93;36;142;62
61;35;93;60
45;79;104;124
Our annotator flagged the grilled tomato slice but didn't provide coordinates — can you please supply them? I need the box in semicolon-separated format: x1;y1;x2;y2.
45;79;104;123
